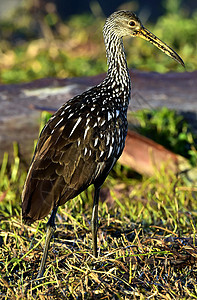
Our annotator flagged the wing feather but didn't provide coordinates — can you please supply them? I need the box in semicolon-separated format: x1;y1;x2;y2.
22;87;126;223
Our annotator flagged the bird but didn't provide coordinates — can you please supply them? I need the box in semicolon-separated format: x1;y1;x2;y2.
22;10;184;278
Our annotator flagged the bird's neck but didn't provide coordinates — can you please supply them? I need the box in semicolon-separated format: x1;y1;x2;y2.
103;31;131;97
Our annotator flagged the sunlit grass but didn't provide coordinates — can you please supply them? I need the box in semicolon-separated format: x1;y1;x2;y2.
0;109;197;298
0;136;196;298
0;1;197;298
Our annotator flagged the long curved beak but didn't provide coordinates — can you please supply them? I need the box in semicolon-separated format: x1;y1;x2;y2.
137;27;185;67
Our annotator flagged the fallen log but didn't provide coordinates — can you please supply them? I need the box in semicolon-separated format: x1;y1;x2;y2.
0;70;197;177
119;130;197;181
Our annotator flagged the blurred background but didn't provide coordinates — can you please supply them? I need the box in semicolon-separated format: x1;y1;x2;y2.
0;0;197;84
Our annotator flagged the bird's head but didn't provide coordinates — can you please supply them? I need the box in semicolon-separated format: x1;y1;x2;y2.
104;10;184;67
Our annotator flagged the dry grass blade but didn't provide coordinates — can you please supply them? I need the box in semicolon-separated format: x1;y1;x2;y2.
0;145;197;299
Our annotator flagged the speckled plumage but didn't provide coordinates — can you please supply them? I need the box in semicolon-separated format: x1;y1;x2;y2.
22;12;132;224
22;10;184;278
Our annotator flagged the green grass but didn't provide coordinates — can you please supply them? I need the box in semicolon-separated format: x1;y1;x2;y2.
0;1;197;298
130;107;197;166
0;127;197;299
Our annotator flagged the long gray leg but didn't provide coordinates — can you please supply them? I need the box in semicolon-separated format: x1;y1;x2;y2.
37;206;58;279
91;185;101;258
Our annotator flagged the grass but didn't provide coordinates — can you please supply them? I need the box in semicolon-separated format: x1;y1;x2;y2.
0;1;197;298
129;107;197;166
0;140;197;299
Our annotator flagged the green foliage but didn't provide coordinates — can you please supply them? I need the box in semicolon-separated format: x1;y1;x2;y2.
0;1;196;83
0;46;106;84
164;0;182;13
152;0;197;71
132;107;197;164
0;3;197;297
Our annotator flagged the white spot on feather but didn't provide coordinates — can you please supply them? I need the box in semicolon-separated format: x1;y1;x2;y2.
68;113;74;119
86;118;90;126
101;119;105;126
94;138;99;147
54;118;64;128
64;105;71;111
107;145;113;158
69;117;82;137
106;134;110;146
84;126;90;139
116;110;120;118
108;112;112;121
100;151;104;157
84;147;88;156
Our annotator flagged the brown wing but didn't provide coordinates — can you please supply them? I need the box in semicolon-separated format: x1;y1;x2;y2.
22;91;123;224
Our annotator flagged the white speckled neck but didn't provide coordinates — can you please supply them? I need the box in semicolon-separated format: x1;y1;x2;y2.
103;20;131;101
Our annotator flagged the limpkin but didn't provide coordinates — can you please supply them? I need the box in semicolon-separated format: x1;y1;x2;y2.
22;11;184;278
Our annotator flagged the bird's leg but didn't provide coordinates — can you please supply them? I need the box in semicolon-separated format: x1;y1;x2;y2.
37;206;58;279
91;185;101;258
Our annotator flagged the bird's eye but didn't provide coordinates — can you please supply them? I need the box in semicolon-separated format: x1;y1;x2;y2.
129;21;136;27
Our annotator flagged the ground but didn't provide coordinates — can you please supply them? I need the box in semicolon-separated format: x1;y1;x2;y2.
0;163;197;299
